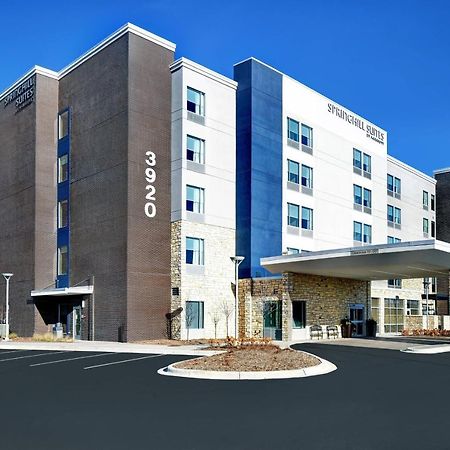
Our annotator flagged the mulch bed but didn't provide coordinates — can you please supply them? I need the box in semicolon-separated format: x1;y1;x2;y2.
174;346;321;372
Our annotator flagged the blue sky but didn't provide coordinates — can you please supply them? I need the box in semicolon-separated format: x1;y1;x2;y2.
1;0;448;175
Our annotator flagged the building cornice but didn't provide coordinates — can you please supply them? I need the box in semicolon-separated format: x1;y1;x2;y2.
170;57;237;90
0;66;58;103
387;154;436;184
433;167;450;176
0;23;176;102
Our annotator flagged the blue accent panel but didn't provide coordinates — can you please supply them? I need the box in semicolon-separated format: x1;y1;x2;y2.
56;108;71;288
234;60;283;278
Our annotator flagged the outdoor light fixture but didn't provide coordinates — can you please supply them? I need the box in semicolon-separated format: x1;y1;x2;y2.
2;273;13;341
230;256;245;339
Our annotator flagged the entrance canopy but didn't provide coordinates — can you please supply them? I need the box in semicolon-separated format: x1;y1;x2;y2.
31;286;94;297
261;240;450;281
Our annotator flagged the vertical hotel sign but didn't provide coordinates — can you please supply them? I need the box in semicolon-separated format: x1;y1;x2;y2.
3;75;36;113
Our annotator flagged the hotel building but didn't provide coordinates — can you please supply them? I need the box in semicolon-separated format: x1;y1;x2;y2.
0;24;448;342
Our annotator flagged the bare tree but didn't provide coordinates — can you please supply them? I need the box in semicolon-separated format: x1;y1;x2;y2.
185;303;195;341
221;300;234;338
209;308;221;339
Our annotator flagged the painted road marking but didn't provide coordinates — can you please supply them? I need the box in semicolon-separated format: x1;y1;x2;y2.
0;350;28;355
30;353;111;367
84;354;163;370
0;351;66;362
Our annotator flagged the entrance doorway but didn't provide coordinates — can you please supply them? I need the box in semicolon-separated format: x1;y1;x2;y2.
59;303;82;339
263;300;282;340
349;304;365;337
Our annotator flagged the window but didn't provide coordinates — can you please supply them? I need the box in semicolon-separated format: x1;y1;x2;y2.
292;301;306;329
371;298;380;331
384;298;404;333
186;301;204;329
363;188;372;209
407;300;420;316
431;221;436;238
301;165;313;188
301;124;313;147
423;191;429;208
387;205;394;223
363;153;371;174
394;207;401;224
187;87;205;116
287;160;299;184
388;279;402;289
58;246;68;275
354;185;362;205
58;200;68;229
353;149;362;169
58;154;68;183
363;224;372;244
388;205;401;224
186;185;205;214
431;277;437;293
301;207;313;230
354;221;362;242
387;174;401;194
58;111;69;139
423;218;429;234
394;177;401;195
431;194;435;211
287;203;299;227
388;236;401;244
287;247;300;255
287;118;300;142
187;135;205;164
186;237;204;265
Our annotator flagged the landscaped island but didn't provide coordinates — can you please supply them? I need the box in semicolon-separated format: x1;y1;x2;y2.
174;345;321;372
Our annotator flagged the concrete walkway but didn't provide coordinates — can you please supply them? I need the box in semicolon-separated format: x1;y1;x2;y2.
0;340;218;356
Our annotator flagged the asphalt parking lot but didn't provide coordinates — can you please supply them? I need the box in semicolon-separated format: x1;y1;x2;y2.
1;344;449;450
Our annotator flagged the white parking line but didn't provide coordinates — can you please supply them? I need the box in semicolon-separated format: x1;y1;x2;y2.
0;351;66;362
30;353;110;367
84;354;163;370
0;350;27;355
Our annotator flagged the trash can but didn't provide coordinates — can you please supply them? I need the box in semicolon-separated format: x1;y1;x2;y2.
53;323;63;339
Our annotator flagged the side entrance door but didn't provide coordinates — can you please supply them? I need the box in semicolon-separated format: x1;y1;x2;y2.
263;300;282;340
66;305;82;340
349;304;365;337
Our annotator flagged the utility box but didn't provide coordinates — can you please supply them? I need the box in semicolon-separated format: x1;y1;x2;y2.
0;323;9;338
53;323;63;339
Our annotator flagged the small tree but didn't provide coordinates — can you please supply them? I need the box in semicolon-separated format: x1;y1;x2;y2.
185;303;195;341
221;300;234;338
209;308;221;339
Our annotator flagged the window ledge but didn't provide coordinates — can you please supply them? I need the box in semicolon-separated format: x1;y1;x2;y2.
301;144;313;155
287;139;300;149
287;181;300;192
185;265;205;275
187;111;205;125
187;161;206;173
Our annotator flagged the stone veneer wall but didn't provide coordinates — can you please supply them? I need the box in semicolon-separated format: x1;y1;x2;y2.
239;273;370;341
171;220;235;340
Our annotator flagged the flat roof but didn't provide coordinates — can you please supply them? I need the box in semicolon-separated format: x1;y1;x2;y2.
261;240;450;281
31;286;94;297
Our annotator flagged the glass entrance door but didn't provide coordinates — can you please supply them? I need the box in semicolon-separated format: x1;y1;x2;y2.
66;305;82;340
263;301;282;340
349;304;365;337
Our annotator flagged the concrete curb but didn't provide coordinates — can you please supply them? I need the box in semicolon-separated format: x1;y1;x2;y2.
401;345;450;354
0;341;219;356
158;353;337;380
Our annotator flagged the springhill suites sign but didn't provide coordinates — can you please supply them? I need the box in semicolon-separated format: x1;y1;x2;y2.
328;102;385;145
3;75;35;113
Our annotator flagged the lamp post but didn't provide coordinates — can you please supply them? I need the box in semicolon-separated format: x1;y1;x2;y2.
2;273;13;341
423;278;430;330
230;256;245;339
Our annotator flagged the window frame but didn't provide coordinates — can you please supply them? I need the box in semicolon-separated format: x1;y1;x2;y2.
187;87;205;116
186;185;205;214
301;164;313;188
287;117;300;143
58;200;69;229
301;123;313;147
185;237;205;266
301;207;313;230
57;245;68;276
287;203;300;228
186;135;205;164
58;154;69;183
185;301;204;329
287;159;300;184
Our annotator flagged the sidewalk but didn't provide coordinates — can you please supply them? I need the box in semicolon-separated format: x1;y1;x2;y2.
0;339;218;356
